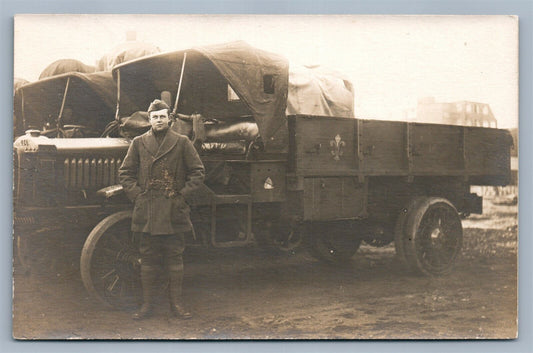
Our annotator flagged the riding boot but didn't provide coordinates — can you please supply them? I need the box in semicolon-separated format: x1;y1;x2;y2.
168;263;192;319
132;265;157;320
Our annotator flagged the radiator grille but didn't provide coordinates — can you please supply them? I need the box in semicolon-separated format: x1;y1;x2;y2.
63;157;122;189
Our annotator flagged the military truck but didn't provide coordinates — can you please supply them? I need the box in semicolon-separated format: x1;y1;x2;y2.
13;42;512;308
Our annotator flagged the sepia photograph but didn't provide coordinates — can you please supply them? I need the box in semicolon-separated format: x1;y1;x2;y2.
12;14;518;340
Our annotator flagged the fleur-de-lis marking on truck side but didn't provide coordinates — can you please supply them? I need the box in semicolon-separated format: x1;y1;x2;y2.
330;134;345;161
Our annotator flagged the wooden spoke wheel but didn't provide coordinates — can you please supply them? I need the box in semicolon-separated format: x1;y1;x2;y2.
307;222;362;264
395;197;463;276
80;211;141;309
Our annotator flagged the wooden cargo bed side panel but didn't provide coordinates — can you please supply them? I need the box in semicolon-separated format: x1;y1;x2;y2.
291;116;357;173
360;120;408;174
288;115;511;184
411;124;464;174
465;127;511;180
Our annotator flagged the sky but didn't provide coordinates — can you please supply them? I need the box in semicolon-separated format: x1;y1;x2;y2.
14;14;518;128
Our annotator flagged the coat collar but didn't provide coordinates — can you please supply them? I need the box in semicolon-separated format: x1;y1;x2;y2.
141;128;180;160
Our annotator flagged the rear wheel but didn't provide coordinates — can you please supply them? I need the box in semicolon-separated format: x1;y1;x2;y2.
307;222;362;264
395;197;463;276
80;211;141;309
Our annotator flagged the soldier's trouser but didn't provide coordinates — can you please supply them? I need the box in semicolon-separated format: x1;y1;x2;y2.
138;233;186;305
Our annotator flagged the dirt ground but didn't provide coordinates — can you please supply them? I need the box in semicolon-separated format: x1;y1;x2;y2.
12;197;517;340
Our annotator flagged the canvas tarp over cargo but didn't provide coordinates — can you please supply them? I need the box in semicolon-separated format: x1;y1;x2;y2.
287;64;354;118
14;72;117;137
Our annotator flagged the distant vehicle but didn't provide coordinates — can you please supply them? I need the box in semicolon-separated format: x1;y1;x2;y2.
13;41;512;309
39;58;96;80
13;72;117;138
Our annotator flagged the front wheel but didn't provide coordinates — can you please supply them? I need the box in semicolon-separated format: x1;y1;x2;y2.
80;211;141;309
395;197;463;276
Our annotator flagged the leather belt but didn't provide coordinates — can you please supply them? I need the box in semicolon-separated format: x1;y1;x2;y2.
147;179;178;198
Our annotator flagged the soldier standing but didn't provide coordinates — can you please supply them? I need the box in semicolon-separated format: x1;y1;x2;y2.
119;99;205;320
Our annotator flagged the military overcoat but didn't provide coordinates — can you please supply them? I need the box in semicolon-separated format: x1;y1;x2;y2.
118;128;205;235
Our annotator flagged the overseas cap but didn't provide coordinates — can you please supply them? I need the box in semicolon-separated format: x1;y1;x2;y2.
147;99;170;114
